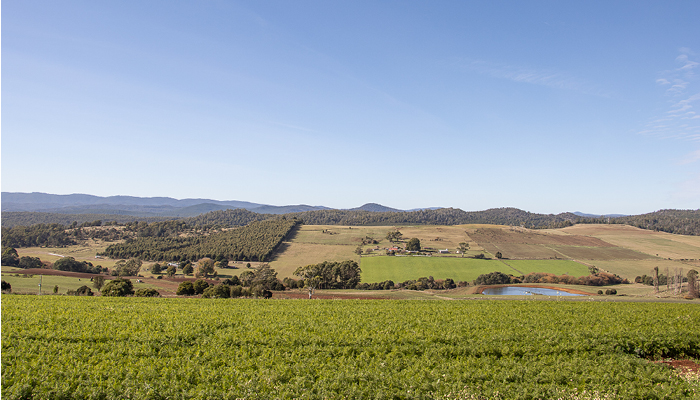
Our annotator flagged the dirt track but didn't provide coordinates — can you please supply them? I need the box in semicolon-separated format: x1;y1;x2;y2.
11;268;109;280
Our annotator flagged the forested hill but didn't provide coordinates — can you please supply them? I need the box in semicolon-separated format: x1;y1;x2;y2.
181;207;580;229
578;209;700;236
1;212;171;228
3;208;699;236
282;208;580;228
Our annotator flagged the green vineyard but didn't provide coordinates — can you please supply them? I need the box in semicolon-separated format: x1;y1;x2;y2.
2;296;699;399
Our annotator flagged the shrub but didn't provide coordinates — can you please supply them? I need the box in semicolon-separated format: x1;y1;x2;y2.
475;271;512;285
193;279;210;294
176;281;195;296
230;285;243;297
135;288;160;297
202;284;230;299
18;256;44;269
1;280;11;292
101;278;134;297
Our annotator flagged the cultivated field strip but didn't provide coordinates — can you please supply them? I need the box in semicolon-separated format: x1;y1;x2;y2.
2;296;699;399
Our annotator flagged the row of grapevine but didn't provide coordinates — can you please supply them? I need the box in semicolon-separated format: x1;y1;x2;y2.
2;296;699;399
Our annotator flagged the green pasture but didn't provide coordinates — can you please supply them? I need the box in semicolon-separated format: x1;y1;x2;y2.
361;256;603;283
500;259;590;276
361;256;506;282
1;267;161;295
591;259;699;281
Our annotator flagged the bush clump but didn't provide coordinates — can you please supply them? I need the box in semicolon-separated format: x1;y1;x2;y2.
101;278;134;297
135;288;160;297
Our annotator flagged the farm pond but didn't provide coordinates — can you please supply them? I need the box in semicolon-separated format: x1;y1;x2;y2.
482;286;587;296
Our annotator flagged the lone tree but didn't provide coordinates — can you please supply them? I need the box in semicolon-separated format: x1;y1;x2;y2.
196;258;216;278
2;247;19;267
406;238;421;251
688;270;699;298
458;242;469;257
151;263;163;274
92;275;105;290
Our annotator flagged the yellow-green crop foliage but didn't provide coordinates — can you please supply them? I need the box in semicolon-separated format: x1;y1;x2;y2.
2;296;699;399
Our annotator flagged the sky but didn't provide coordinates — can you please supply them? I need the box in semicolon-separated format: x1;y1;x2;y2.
2;1;699;215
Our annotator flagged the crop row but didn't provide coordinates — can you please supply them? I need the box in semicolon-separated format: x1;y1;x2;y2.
2;296;699;399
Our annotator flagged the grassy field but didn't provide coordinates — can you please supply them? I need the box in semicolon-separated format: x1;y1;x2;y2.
362;256;512;282
589;259;699;281
500;259;590;276
3;296;699;399
0;266;163;295
552;224;700;259
550;245;652;261
479;243;561;259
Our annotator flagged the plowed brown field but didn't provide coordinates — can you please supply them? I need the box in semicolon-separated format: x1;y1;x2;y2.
468;227;615;247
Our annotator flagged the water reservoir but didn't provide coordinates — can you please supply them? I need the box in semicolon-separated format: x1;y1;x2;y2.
482;286;586;296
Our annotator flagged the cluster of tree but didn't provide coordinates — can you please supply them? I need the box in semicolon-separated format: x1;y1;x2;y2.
473;271;628;286
184;208;272;227
2;280;11;292
99;219;299;262
1;224;76;248
51;256;105;274
176;265;283;298
385;230;404;243
150;262;178;277
1;247;45;269
293;260;362;290
110;259;142;276
395;277;467;290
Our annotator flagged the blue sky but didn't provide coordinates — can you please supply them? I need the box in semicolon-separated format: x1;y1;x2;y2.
2;1;699;214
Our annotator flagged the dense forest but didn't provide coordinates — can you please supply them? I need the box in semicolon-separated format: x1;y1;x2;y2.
1;212;169;228
98;219;299;262
577;209;700;236
283;207;580;228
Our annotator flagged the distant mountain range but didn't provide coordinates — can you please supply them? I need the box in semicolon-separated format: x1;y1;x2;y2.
1;192;332;217
572;212;627;218
1;192;617;218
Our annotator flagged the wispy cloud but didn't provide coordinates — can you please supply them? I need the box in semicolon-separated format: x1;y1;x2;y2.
452;59;610;97
640;49;700;143
678;149;700;165
672;172;700;204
